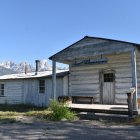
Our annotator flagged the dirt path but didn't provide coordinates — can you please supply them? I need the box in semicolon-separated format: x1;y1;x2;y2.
0;120;140;140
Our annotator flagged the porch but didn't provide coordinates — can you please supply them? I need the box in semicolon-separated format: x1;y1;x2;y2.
68;103;139;115
49;36;139;115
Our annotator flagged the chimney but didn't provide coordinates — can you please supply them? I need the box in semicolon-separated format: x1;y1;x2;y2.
35;60;40;75
24;63;28;75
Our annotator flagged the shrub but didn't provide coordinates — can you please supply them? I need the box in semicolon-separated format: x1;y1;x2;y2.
133;115;140;124
58;96;71;103
48;100;76;121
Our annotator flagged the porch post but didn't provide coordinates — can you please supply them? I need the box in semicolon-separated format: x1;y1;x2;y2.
131;48;138;112
52;60;56;100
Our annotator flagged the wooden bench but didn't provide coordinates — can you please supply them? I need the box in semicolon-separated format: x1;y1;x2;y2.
71;96;95;104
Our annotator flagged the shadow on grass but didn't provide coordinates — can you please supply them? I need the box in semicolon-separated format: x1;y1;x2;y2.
0;104;46;113
0;118;17;124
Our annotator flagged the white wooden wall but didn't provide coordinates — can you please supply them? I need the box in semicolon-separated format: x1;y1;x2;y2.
136;50;140;99
0;80;24;104
69;52;132;104
0;76;68;107
23;76;68;107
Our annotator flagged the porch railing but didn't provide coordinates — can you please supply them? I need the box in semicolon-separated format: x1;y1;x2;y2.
127;87;135;117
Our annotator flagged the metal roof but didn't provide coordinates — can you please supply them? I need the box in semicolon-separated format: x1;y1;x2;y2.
0;70;69;80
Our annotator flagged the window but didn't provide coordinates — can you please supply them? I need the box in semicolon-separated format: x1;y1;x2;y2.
104;73;115;82
0;84;4;96
39;80;45;94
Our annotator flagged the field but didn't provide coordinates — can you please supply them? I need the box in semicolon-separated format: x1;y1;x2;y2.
0;104;50;123
0;104;140;139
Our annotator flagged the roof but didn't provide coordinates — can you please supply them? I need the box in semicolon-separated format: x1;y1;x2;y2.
0;70;69;80
49;36;140;60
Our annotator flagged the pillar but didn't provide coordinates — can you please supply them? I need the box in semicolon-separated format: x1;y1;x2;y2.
131;48;138;111
52;61;56;100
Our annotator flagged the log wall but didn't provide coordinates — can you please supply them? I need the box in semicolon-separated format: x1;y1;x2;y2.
69;53;132;104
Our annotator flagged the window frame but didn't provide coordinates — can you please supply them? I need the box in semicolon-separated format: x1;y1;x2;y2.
104;73;115;82
0;83;4;96
39;79;45;94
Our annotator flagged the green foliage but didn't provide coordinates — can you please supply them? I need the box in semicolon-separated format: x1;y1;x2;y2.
133;115;140;124
48;100;76;121
0;102;76;122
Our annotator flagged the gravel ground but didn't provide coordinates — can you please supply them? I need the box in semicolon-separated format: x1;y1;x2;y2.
0;120;140;140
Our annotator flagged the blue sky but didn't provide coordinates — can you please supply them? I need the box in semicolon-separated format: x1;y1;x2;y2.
0;0;140;66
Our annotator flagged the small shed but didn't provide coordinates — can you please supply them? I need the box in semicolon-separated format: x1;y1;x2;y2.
0;70;68;107
49;36;140;114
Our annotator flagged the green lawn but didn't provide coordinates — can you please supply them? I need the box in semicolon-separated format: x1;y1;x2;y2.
0;102;76;123
0;104;51;123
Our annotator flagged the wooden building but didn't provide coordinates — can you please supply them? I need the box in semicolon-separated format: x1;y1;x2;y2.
49;36;140;114
0;70;68;107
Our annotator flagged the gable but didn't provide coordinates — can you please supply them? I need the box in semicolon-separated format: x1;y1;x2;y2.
49;36;138;64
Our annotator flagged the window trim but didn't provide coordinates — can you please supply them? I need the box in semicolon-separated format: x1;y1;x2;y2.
0;83;4;96
39;80;45;94
104;73;115;82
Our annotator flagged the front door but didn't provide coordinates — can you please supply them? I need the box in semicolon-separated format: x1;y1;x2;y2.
102;72;115;104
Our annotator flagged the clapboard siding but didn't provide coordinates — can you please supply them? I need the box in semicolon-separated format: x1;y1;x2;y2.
63;76;68;96
69;53;132;104
23;76;68;107
136;51;140;99
4;80;24;104
52;37;133;63
115;78;132;83
0;75;68;107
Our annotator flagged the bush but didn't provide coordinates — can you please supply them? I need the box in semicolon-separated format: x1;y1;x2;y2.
133;115;140;124
58;96;71;103
48;100;76;121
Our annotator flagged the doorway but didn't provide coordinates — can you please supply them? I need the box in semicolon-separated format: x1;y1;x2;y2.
101;70;115;104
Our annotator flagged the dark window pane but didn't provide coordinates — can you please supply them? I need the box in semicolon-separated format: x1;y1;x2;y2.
104;73;115;82
39;80;45;94
0;84;4;96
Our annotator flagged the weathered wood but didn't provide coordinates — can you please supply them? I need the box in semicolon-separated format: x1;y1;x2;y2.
52;61;56;100
115;78;132;83
131;48;138;111
127;91;134;117
115;73;132;78
115;89;133;94
50;37;140;108
115;93;127;97
69;53;133;104
63;76;68;96
115;83;132;88
51;39;133;63
4;80;23;104
103;82;114;104
70;90;100;95
68;104;129;115
0;73;68;107
71;63;131;71
71;96;95;104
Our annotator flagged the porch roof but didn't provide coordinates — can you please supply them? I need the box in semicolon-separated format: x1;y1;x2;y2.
49;36;140;64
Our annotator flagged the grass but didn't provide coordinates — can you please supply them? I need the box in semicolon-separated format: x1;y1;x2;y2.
0;104;45;112
0;102;76;123
0;104;50;123
133;115;140;125
25;110;51;120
